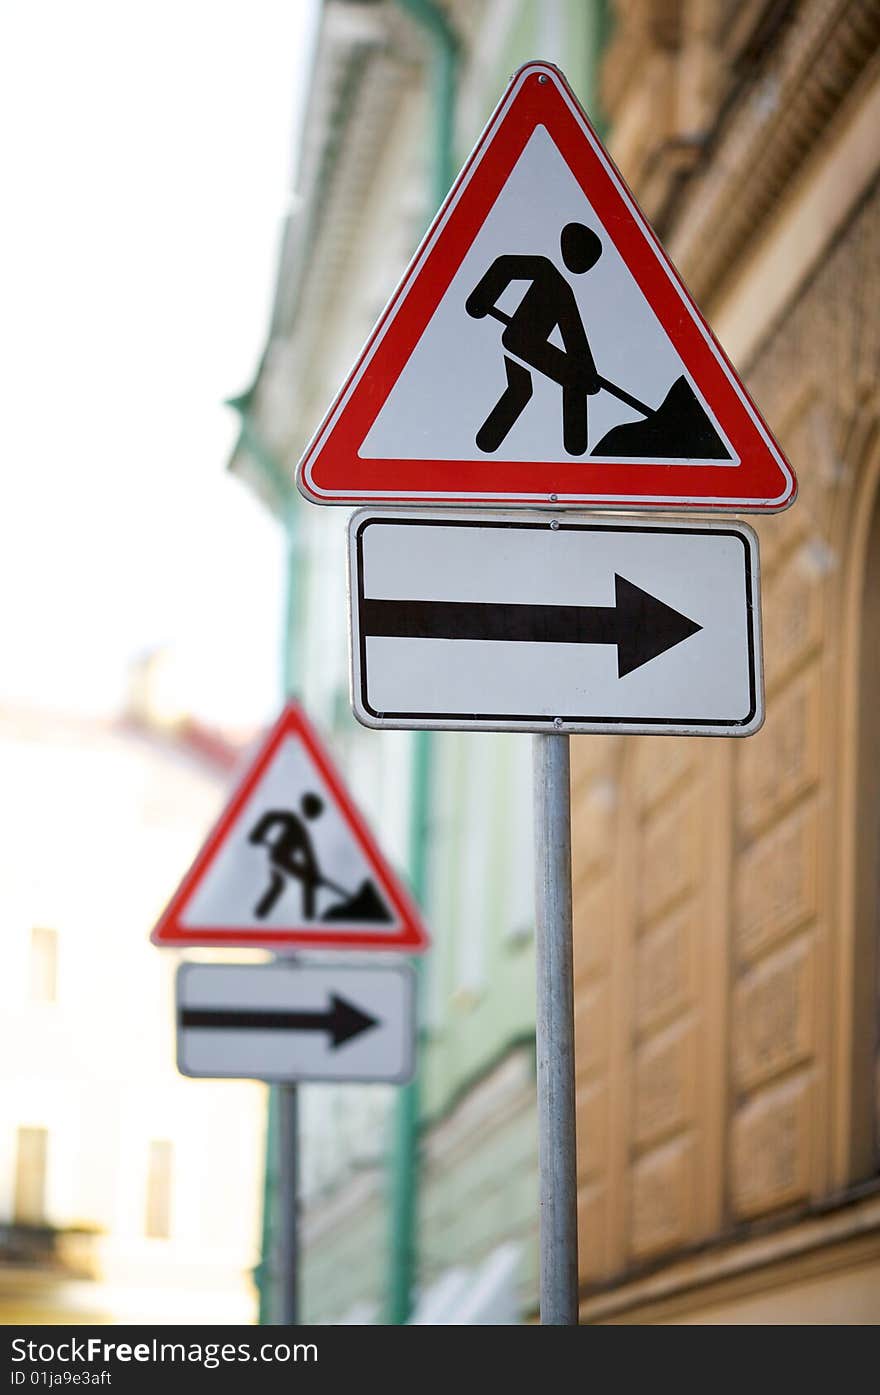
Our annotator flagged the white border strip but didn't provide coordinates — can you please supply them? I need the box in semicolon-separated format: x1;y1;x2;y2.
346;507;765;738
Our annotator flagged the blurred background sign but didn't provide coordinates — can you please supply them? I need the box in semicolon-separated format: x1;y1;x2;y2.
176;962;416;1085
151;702;430;953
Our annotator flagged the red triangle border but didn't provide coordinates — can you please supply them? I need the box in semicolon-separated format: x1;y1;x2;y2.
297;61;796;513
151;702;430;953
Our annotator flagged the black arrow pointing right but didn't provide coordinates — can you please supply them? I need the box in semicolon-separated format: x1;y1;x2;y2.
362;574;702;678
181;994;379;1049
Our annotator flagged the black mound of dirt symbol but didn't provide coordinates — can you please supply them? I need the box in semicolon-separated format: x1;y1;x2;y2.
593;375;730;460
321;878;393;924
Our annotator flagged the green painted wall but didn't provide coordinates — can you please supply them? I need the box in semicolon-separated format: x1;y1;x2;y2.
419;1054;539;1292
301;1054;539;1323
420;731;535;1122
302;1186;386;1324
459;0;606;150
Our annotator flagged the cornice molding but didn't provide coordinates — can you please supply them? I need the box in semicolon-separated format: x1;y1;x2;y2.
603;1;880;303
579;1187;880;1322
669;0;880;299
710;61;880;368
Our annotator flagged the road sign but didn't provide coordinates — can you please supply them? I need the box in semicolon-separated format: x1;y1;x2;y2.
348;510;763;737
177;962;416;1084
151;702;430;952
297;61;795;514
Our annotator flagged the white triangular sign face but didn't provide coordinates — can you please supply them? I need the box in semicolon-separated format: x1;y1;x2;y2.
297;61;796;512
152;703;430;952
361;126;734;466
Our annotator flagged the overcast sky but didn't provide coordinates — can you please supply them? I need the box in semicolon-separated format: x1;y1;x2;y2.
1;0;318;727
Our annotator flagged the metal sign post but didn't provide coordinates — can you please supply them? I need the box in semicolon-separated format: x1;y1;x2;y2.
275;950;299;1328
533;733;578;1325
275;1081;300;1324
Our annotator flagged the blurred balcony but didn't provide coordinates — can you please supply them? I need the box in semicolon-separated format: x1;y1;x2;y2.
0;1222;107;1324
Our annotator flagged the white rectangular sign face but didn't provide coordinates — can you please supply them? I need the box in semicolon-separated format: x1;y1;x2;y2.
177;962;416;1085
348;510;763;737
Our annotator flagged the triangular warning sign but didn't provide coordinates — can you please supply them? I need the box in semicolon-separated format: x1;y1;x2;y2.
297;62;795;513
151;702;430;952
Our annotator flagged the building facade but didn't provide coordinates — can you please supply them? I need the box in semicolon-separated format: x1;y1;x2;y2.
233;0;880;1323
571;0;880;1321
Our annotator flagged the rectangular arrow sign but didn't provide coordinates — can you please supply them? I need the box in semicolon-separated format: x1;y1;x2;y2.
176;962;416;1084
348;510;763;737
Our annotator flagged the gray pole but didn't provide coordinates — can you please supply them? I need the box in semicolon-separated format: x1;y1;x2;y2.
533;732;579;1325
275;1080;299;1324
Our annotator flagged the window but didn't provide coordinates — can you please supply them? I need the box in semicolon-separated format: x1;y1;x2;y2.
14;1127;48;1225
144;1140;173;1239
29;928;58;1003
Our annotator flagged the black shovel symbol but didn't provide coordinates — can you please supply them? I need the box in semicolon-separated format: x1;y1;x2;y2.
484;305;729;458
249;803;393;924
467;220;731;461
485;304;655;418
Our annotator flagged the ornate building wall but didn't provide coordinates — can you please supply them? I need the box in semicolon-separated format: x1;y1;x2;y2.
572;0;880;1321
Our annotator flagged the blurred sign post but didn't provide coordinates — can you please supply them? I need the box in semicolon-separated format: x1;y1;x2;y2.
153;703;428;1326
177;958;417;1323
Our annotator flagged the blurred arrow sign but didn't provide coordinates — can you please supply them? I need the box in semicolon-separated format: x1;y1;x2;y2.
176;962;415;1084
181;994;379;1050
